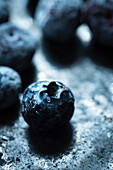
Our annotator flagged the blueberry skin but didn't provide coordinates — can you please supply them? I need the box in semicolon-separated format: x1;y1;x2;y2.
83;0;113;47
0;23;38;72
35;0;82;42
0;0;9;24
0;66;22;110
22;81;75;131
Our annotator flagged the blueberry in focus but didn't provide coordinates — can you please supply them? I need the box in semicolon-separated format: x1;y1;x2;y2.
22;81;75;131
0;22;38;72
83;0;113;47
0;66;22;110
35;0;82;42
0;0;9;24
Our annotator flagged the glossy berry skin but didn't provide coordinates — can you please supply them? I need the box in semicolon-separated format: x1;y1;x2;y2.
35;0;82;42
22;81;75;131
83;0;113;47
0;0;9;24
0;66;22;110
0;23;38;72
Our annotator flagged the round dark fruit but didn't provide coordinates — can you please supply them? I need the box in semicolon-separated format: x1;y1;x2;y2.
83;0;113;47
35;0;82;42
0;66;22;110
0;22;38;72
22;81;75;131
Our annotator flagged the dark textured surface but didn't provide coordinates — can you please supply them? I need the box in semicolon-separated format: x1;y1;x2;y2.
0;0;113;169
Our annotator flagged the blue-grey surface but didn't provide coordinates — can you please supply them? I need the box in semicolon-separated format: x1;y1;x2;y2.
0;0;113;169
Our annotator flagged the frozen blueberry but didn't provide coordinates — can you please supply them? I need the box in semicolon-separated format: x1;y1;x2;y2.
35;0;82;42
22;81;75;131
83;0;113;47
27;0;39;17
0;66;22;110
0;23;38;72
0;0;9;24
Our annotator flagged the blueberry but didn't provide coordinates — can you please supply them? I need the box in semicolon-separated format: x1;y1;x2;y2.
83;0;113;47
0;0;9;24
0;66;22;110
22;81;75;131
0;23;38;72
35;0;82;42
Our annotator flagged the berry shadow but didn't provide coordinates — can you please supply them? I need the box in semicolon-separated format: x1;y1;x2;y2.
26;123;74;156
0;100;20;126
19;62;37;91
41;36;83;68
86;38;113;69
